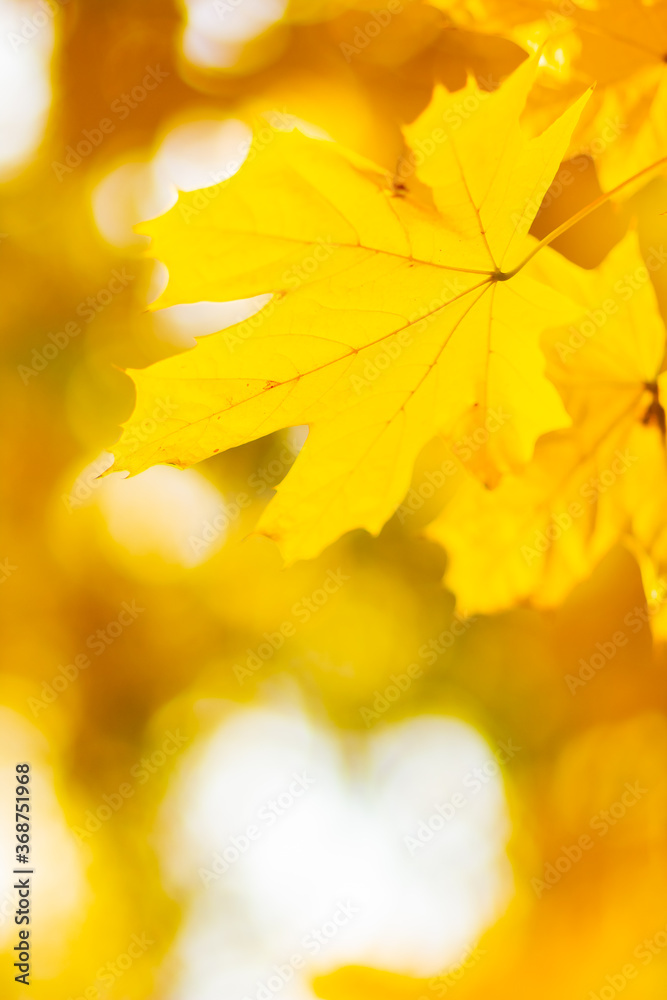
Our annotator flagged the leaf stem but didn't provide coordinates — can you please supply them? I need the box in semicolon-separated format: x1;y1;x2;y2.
500;154;667;280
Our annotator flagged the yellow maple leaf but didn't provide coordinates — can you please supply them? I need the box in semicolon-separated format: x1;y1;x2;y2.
111;59;590;562
571;0;667;190
427;231;667;614
445;0;667;190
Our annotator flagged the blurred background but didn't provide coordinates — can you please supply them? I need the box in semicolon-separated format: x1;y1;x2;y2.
1;1;667;998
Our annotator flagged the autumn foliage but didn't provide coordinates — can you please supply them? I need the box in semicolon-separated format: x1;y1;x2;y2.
3;1;667;998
